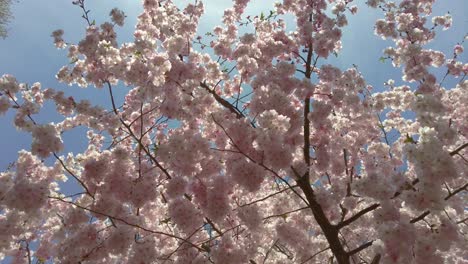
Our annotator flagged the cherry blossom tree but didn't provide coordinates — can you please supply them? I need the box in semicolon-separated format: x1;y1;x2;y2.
0;0;467;263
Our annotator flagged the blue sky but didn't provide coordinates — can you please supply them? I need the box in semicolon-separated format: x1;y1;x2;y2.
0;0;466;169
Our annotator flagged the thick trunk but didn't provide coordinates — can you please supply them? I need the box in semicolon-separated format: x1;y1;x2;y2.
297;178;350;264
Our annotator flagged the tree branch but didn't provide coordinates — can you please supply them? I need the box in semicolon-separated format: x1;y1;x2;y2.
107;81;172;180
347;240;374;257
300;246;331;264
409;210;430;224
337;203;380;229
296;176;349;264
53;152;95;199
302;45;314;181
449;142;468;156
262;206;310;221
410;182;467;224
241;185;299;207
200;81;244;119
444;183;468;201
210;114;309;206
205;217;223;236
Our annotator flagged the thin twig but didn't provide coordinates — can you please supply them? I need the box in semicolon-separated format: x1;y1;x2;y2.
48;196;204;251
347;241;374;256
449;143;468;156
300;247;331;264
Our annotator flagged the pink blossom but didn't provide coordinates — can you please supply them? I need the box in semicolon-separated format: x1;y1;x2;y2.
110;8;125;26
454;44;464;55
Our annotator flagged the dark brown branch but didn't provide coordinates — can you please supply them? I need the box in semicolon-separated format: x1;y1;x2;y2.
296;69;307;74
201;81;244;119
347;241;374;256
26;242;31;264
337;203;380;229
72;0;93;27
205;218;223;236
300;246;331;264
106;80;120;115
137;102;144;180
339;204;348;223
262;239;278;264
241;185;299;207
302;46;314;181
53;153;94;199
449;142;468;156
406;181;466;226
262;206;310;220
410;210;430;224
292;50;307;63
210;147;241;154
456;216;468;224
6;94;96;199
343;149;349;178
392;178;419;198
444;183;468;200
455;153;468;164
6;92;37;125
273;243;294;259
303;96;311;178
296;176;349;264
409;182;467;224
294;38;349;262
